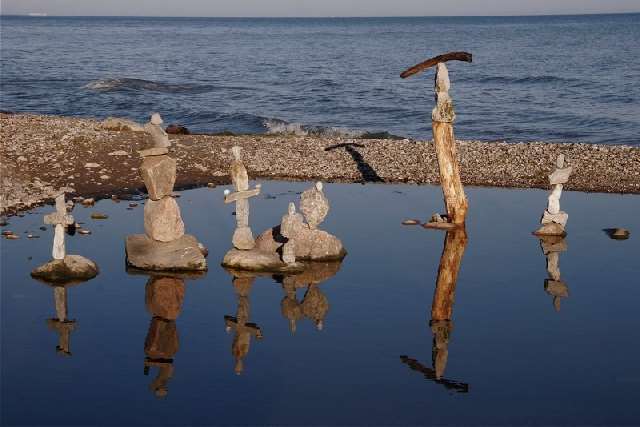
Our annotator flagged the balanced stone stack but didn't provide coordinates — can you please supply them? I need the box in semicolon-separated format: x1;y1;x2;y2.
31;192;99;283
534;154;573;236
125;113;207;272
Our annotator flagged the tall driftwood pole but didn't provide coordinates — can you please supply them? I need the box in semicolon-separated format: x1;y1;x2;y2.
401;52;471;225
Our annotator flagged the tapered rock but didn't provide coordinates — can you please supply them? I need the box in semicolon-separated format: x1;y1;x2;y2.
144;197;185;242
140;155;176;200
300;182;329;230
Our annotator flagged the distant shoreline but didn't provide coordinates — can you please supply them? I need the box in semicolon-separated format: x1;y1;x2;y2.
1;113;639;214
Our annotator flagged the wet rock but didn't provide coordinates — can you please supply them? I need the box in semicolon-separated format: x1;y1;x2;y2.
222;248;304;273
125;234;207;271
255;225;346;261
81;198;95;206
78;229;91;235
402;219;420;225
145;277;185;320
4;233;20;240
31;255;99;284
90;212;108;220
84;163;100;169
144;197;185;242
101;117;145;132
166;124;190;135
140;156;177;200
604;228;630;240
534;222;567;237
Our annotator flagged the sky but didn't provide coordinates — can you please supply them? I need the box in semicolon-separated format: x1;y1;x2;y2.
1;0;639;17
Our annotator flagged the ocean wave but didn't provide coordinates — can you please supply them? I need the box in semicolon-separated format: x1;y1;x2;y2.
263;118;402;139
476;75;580;85
83;78;214;93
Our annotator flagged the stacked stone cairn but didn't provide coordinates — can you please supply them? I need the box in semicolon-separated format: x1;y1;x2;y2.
31;192;99;283
539;236;569;312
125;113;207;271
534;154;573;236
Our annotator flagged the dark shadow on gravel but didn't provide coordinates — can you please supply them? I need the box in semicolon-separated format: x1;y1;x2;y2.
325;142;384;183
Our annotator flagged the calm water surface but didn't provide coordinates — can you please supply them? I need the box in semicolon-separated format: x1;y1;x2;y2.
2;181;640;425
1;14;639;144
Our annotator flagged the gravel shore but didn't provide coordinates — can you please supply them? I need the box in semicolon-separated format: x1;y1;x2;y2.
1;113;639;214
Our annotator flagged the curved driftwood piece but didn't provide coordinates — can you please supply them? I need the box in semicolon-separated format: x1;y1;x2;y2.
400;51;472;79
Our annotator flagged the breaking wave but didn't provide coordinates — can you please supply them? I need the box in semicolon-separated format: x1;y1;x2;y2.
263;118;402;139
83;78;214;93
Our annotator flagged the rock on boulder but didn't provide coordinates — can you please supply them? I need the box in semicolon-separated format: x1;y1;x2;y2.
144;197;185;242
140;155;176;200
255;225;346;261
125;234;207;271
31;255;99;284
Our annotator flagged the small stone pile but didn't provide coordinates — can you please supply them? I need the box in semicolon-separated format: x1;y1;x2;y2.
534;154;573;236
31;192;99;283
125;113;207;271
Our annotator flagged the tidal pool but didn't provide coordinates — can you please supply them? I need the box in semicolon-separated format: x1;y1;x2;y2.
2;181;639;426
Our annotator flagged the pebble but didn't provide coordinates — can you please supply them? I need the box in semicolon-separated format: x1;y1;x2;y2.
207;182;216;188
84;163;100;168
27;234;40;239
78;229;92;235
608;228;631;240
402;219;421;225
90;212;109;220
81;198;95;206
39;226;47;231
128;202;138;208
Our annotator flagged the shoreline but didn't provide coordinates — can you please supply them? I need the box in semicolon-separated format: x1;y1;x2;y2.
1;112;639;215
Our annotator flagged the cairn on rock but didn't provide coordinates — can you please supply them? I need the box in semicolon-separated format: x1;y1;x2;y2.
224;273;263;375
31;193;99;283
143;276;185;398
125;113;207;271
254;182;347;262
538;236;569;312
534;154;573;236
221;148;304;272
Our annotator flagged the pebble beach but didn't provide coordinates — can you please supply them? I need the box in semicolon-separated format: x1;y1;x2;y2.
1;112;639;215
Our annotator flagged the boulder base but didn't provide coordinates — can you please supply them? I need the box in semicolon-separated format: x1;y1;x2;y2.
255;225;346;261
31;255;99;284
125;234;207;271
533;222;566;237
222;248;304;273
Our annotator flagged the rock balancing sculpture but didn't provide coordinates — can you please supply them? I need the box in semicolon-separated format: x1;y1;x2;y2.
125;112;207;271
534;154;572;236
31;192;99;283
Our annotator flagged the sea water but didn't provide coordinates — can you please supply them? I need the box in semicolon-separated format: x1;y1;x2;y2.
1;14;639;144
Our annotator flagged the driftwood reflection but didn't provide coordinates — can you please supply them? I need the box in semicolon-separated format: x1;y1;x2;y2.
401;228;469;393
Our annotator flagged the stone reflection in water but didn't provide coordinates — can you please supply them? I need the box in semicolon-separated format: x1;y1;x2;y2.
276;261;342;333
143;276;185;398
538;236;569;311
401;228;469;393
224;273;263;375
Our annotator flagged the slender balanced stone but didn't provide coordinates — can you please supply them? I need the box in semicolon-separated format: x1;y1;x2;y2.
535;154;572;236
300;182;329;230
144;113;170;148
44;194;74;260
144;197;185;242
280;202;304;265
140;155;176;201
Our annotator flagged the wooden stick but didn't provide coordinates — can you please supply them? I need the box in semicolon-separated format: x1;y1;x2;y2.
433;121;468;224
400;51;472;79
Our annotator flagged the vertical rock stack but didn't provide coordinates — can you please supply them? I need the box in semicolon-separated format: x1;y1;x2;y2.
125;113;207;272
534;154;573;236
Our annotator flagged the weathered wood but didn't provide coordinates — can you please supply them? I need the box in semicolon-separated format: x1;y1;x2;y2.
433;121;468;224
400;51;472;79
223;187;261;204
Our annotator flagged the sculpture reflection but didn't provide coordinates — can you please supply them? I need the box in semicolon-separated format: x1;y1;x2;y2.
538;235;569;311
401;228;469;393
143;275;185;398
276;261;341;333
224;272;263;375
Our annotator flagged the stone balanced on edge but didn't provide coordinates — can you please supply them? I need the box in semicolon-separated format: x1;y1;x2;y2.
125;113;207;272
31;192;99;283
534;154;573;236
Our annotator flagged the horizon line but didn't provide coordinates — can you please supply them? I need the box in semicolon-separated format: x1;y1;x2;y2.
1;11;639;19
